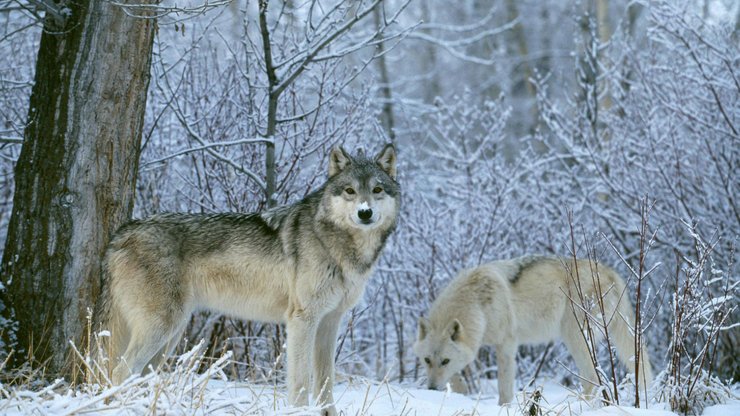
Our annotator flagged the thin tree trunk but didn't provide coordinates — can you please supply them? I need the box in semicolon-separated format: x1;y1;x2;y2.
259;0;278;208
373;5;396;143
419;0;441;103
596;0;612;113
505;0;538;133
0;0;155;374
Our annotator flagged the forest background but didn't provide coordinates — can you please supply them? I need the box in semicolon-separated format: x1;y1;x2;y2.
0;1;737;413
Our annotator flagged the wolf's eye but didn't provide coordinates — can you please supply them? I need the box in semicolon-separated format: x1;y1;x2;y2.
424;357;431;365
372;186;383;194
441;358;450;366
345;187;356;195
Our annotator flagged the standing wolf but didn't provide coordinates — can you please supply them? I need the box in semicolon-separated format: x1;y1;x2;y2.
414;256;653;405
95;144;399;415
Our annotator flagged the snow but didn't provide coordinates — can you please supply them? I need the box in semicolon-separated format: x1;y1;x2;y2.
703;403;740;416
1;374;737;416
0;1;738;416
581;406;678;416
6;337;736;416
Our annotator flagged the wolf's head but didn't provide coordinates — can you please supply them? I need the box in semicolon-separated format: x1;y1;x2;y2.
413;317;476;391
322;144;399;231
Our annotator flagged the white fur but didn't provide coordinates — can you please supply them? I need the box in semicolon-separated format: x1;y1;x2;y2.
414;257;654;405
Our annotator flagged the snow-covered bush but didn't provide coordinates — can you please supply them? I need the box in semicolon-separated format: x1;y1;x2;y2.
656;226;737;414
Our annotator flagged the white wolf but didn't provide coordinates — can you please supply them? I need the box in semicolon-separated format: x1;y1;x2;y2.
95;145;400;416
414;256;654;405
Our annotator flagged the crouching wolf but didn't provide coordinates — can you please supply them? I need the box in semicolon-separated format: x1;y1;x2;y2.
413;256;654;405
95;144;399;415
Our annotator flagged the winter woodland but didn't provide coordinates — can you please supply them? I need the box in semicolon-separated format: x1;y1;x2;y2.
0;0;738;414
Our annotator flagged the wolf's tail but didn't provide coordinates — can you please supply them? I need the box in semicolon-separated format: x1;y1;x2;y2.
91;251;128;383
93;253;112;336
605;268;654;394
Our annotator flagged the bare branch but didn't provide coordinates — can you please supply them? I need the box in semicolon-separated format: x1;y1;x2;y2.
0;136;23;144
143;138;274;167
110;0;232;21
273;0;383;97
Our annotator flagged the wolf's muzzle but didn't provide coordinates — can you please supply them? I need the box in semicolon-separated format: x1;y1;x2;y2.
358;208;373;223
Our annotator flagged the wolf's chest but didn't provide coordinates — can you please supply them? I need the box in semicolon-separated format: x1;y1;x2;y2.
330;268;371;310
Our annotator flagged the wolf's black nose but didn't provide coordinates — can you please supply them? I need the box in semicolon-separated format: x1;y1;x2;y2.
358;208;373;221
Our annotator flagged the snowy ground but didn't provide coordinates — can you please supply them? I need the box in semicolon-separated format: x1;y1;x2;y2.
1;376;738;416
1;346;737;415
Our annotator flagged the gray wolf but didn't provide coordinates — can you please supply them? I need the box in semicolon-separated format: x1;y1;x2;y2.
413;256;654;405
95;144;399;415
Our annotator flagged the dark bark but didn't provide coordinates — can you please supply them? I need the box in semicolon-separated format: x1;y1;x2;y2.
0;0;156;375
259;0;278;208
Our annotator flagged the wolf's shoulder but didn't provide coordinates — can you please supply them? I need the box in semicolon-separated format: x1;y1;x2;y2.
259;205;295;230
438;263;511;306
479;255;556;284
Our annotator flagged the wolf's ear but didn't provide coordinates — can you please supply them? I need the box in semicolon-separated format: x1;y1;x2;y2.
418;317;430;341
374;143;397;179
447;319;463;342
329;146;352;177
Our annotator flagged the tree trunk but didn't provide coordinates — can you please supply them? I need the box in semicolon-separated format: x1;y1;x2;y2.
505;0;538;134
373;5;396;143
419;0;441;103
0;1;156;375
596;0;612;113
259;0;278;208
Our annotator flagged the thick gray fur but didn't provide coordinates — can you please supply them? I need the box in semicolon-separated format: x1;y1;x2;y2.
95;144;399;416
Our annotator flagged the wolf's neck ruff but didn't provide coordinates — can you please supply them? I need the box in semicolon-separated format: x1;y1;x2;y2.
262;182;397;277
314;215;395;277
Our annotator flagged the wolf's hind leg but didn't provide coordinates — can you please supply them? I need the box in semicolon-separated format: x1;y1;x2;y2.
111;322;174;384
561;318;601;398
607;291;654;397
98;307;131;382
145;322;188;372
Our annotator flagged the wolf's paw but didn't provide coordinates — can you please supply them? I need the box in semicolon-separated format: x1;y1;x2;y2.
111;364;132;385
321;404;337;416
449;373;469;394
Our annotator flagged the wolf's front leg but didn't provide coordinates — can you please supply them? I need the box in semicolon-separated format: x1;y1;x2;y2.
496;342;517;405
286;311;319;407
313;310;343;416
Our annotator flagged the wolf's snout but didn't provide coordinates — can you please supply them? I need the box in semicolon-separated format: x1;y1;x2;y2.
358;208;373;222
428;382;438;390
